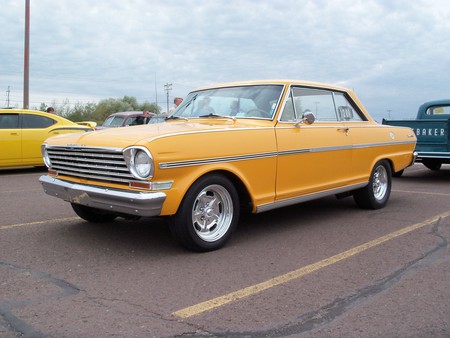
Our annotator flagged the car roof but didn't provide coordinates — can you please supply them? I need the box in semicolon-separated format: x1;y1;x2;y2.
107;111;146;117
0;108;77;123
192;79;351;93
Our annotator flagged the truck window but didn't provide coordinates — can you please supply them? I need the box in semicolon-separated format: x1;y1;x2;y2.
426;106;450;116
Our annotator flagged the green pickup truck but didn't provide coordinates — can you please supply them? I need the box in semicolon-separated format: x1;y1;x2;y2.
383;99;450;173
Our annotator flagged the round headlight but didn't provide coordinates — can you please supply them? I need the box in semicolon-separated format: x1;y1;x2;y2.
41;144;52;167
134;150;151;178
123;147;154;180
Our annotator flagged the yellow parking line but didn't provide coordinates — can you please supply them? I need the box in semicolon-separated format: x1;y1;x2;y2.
393;189;450;197
0;217;79;230
172;210;450;318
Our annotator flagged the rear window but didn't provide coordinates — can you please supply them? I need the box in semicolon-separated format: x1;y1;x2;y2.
426;106;450;116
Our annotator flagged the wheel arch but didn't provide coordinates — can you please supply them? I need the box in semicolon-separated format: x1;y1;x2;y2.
192;169;252;212
161;167;253;216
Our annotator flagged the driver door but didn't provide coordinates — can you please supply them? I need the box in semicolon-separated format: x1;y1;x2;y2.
275;87;352;200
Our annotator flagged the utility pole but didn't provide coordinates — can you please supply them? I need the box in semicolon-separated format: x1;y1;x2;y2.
164;83;172;113
154;73;158;108
23;0;30;109
6;86;10;107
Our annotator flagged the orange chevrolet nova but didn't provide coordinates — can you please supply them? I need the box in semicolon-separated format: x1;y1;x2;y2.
39;80;416;251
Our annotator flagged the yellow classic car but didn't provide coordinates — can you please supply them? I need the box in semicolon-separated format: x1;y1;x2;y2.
0;109;94;169
39;80;417;251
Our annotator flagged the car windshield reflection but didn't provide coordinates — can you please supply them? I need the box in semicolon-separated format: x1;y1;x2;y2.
171;85;283;120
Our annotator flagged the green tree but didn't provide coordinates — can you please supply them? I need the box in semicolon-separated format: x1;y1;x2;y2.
36;96;161;123
66;102;97;122
94;97;135;122
139;102;161;114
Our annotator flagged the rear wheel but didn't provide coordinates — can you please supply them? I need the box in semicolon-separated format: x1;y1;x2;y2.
422;159;442;171
353;160;392;209
169;174;239;252
71;203;117;223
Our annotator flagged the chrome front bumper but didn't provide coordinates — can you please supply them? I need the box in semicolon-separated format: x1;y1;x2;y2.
39;175;166;217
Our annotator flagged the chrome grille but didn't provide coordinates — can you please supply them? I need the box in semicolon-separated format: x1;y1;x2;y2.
47;146;133;183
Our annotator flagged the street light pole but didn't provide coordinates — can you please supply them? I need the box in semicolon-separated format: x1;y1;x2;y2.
23;0;30;109
164;83;172;113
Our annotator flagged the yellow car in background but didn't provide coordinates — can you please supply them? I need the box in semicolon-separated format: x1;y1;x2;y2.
39;80;417;251
0;109;94;169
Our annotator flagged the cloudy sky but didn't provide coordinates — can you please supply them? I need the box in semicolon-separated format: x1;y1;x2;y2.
2;0;450;120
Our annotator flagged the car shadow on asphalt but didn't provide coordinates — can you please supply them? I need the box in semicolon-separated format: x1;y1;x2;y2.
397;164;450;182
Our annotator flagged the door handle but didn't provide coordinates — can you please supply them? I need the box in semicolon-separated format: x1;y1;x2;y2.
337;127;350;135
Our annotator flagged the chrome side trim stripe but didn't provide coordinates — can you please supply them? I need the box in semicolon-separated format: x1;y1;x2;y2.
159;140;413;169
352;140;416;149
256;182;367;213
159;152;278;169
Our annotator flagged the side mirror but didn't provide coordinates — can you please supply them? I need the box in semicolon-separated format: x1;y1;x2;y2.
296;109;315;126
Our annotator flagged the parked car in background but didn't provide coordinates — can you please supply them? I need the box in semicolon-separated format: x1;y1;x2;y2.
97;111;155;130
383;99;450;174
39;80;416;251
0;109;94;169
148;113;169;124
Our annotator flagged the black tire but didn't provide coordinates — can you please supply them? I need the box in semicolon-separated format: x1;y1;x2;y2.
71;203;117;223
422;159;442;171
392;169;404;177
353;160;392;209
169;174;239;252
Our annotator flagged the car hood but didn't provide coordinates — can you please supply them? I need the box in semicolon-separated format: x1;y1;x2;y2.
44;119;268;148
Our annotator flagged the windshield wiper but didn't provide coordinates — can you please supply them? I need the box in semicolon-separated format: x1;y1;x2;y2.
198;113;235;120
165;116;188;121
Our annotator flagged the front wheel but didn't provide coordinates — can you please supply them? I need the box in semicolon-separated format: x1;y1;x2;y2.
169;175;239;252
353;160;392;209
71;203;117;223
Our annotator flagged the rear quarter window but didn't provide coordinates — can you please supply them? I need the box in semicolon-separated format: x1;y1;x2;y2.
22;114;57;129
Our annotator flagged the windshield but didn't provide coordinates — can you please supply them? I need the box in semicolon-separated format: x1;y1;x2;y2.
102;116;125;127
172;85;283;119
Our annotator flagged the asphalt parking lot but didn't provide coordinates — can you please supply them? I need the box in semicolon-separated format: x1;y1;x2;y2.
0;164;449;337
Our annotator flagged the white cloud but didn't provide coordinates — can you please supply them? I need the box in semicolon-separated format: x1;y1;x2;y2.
1;0;450;120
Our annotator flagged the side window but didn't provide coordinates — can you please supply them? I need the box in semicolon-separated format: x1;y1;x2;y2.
291;87;337;122
0;114;20;129
333;93;363;122
22;114;56;129
280;91;296;121
126;117;139;126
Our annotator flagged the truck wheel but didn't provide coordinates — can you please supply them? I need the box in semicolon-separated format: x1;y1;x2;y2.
353;160;392;209
422;159;442;171
169;174;239;252
71;203;117;223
